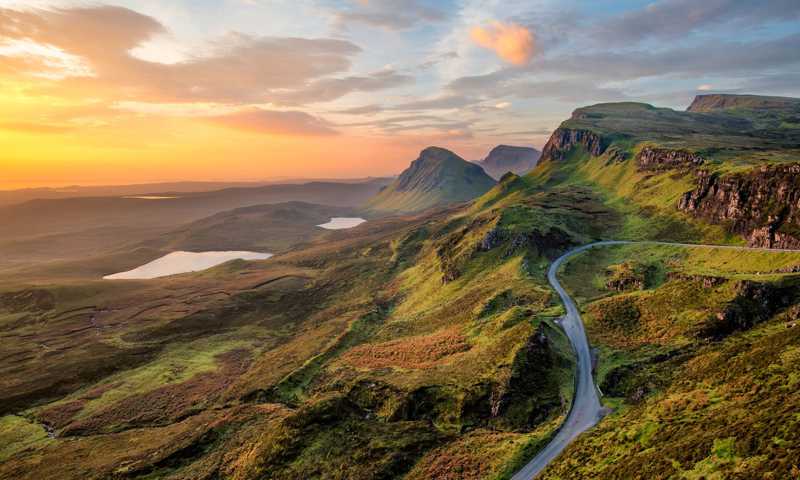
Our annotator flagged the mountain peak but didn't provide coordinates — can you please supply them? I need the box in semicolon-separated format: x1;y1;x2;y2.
367;146;496;212
477;144;541;180
419;146;459;158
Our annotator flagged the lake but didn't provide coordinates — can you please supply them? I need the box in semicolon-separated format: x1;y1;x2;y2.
104;251;273;280
317;217;367;230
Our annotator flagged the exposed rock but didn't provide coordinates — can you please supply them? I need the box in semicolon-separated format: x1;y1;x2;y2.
605;262;654;291
477;222;574;260
699;280;794;339
666;272;727;288
603;145;629;164
478;226;505;252
636;146;704;172
678;163;800;248
540;128;608;162
507;228;574;260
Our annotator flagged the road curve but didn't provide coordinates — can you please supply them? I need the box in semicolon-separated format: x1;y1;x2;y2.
512;240;800;480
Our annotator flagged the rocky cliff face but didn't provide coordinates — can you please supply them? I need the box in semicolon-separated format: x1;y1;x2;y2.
678;163;800;248
699;280;794;339
636;146;704;172
540;128;607;162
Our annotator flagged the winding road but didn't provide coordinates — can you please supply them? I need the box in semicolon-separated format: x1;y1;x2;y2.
512;240;800;480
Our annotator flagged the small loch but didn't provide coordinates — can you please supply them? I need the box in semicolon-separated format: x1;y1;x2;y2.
104;251;273;280
316;217;367;230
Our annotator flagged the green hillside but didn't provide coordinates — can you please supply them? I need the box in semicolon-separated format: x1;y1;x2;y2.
367;147;497;213
2;95;800;479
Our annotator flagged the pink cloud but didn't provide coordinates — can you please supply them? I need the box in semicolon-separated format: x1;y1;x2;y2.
470;21;535;66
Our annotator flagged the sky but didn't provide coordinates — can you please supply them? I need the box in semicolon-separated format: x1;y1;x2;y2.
1;0;799;188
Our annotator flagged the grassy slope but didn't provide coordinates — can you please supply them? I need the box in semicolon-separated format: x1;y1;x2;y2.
525;97;800;247
0;196;584;479
541;244;800;479
2;97;799;479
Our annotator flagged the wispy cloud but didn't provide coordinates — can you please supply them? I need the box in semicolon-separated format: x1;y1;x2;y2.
212;109;338;136
592;0;800;46
334;0;446;30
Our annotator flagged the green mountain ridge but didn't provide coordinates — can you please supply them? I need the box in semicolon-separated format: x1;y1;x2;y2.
367;146;497;212
2;94;800;480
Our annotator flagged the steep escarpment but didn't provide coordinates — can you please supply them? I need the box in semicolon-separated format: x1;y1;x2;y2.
636;146;704;172
531;96;800;249
540;127;608;162
679;164;800;248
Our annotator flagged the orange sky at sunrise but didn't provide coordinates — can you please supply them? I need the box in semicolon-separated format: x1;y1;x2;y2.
0;73;449;188
0;2;549;189
7;0;793;189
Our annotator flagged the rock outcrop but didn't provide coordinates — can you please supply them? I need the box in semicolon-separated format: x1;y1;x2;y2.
666;272;726;289
678;163;800;248
477;225;574;260
540;128;607;162
699;280;794;339
605;262;654;291
636;146;704;172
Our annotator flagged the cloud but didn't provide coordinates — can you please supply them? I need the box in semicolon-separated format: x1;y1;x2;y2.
592;0;800;46
335;104;384;115
334;0;446;30
392;94;475;110
0;6;398;105
0;38;93;79
506;79;629;103
736;72;800;96
212;109;338;136
540;33;800;80
447;32;800;101
470;21;535;66
697;84;713;91
272;69;413;105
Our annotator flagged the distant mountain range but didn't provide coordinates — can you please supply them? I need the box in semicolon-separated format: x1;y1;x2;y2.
0;178;394;208
367;146;496;212
475;145;541;179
